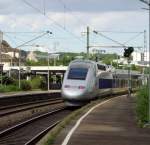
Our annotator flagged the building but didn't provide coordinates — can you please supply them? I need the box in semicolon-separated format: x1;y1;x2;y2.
1;40;20;67
92;49;106;54
26;51;60;62
132;51;149;66
26;51;38;62
113;51;149;67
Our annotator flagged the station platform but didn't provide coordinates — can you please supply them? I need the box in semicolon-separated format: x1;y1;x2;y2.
0;90;60;98
53;95;150;145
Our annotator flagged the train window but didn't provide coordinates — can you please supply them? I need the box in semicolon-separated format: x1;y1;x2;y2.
97;64;106;71
68;68;88;80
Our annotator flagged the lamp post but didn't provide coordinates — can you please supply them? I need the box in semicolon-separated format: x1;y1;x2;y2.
0;31;2;63
139;0;150;124
19;48;21;88
16;31;52;89
0;31;3;85
34;45;51;91
47;50;50;91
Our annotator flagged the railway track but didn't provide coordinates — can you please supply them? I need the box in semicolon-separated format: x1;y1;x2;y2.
0;98;63;117
0;106;71;145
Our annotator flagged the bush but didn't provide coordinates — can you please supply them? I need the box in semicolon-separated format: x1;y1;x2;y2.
0;75;15;85
136;85;148;125
30;76;42;89
0;85;21;92
20;80;32;91
40;78;47;90
30;76;47;90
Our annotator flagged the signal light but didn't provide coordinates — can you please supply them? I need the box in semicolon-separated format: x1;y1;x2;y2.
124;47;134;58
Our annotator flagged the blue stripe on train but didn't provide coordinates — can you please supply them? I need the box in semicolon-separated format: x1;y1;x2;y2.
99;79;114;89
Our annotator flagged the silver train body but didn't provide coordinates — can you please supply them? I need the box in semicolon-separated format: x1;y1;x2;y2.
61;59;113;106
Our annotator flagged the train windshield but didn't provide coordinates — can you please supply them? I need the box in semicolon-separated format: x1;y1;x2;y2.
68;68;88;80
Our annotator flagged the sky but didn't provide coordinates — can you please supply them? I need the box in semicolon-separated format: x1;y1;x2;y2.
0;0;149;55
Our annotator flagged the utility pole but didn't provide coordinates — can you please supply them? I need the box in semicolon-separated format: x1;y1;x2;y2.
19;48;21;89
124;47;134;97
144;30;147;63
86;26;90;59
48;52;50;91
148;0;150;124
128;58;131;97
142;30;147;79
139;0;150;125
0;31;3;85
148;0;150;125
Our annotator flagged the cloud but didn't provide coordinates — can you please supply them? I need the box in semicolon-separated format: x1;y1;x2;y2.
0;3;148;53
0;0;144;15
1;10;147;36
0;10;147;34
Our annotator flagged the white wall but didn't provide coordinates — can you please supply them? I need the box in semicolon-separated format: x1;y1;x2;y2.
132;51;149;62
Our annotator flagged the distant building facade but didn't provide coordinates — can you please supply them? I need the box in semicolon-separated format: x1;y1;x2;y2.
1;40;20;67
113;51;149;67
26;51;60;62
26;51;38;62
132;51;149;66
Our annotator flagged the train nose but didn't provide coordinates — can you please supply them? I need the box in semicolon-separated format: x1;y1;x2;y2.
61;84;87;100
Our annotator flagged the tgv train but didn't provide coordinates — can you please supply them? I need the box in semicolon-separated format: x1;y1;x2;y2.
61;59;114;106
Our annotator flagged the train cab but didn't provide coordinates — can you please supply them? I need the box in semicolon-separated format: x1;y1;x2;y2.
61;59;97;106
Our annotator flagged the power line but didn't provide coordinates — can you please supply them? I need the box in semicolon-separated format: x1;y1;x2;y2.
92;30;144;34
4;33;18;50
43;0;46;15
22;0;85;44
4;31;46;34
57;0;87;26
15;31;52;48
93;30;126;47
4;31;52;50
139;0;150;5
123;32;143;44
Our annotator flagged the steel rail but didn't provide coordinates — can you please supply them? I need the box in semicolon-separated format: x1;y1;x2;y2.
0;98;61;110
25;121;60;145
0;106;66;138
0;99;63;117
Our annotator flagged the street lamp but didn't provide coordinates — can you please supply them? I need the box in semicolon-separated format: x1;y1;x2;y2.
139;0;150;125
34;44;51;91
0;31;3;85
16;31;52;89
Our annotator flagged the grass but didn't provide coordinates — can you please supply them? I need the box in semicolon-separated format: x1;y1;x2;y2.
136;85;149;126
0;84;21;92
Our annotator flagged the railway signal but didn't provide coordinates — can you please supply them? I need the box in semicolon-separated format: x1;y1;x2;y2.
123;47;134;97
124;47;134;58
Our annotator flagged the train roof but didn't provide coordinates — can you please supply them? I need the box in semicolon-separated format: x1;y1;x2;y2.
70;59;96;65
69;59;109;70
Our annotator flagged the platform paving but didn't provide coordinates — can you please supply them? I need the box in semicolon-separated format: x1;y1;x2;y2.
0;90;60;98
53;95;150;145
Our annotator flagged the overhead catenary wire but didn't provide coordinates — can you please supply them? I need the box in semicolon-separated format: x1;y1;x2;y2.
22;0;85;44
14;31;52;49
123;32;144;45
92;30;144;51
93;30;126;47
5;33;37;48
43;0;46;15
93;30;144;34
4;31;46;34
4;31;50;45
4;31;51;51
57;0;87;26
3;33;18;47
